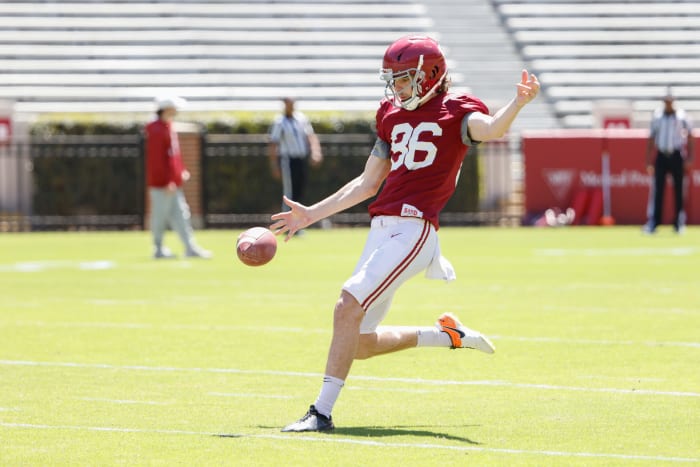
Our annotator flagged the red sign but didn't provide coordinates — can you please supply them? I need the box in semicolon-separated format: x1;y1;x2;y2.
522;129;700;225
602;117;631;129
0;117;10;144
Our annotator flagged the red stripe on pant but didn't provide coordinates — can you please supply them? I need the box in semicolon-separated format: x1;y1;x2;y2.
361;220;430;310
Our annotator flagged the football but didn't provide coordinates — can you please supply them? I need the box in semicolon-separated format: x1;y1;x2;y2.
236;227;277;266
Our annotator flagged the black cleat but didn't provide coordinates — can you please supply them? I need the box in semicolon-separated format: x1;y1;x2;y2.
281;405;335;432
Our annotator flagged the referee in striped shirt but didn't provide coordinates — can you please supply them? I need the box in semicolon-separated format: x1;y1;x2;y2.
268;97;323;213
644;88;694;234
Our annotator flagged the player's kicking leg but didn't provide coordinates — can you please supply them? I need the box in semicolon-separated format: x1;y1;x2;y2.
281;311;494;433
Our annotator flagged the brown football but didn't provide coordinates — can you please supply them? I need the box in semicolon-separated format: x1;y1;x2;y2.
236;227;277;266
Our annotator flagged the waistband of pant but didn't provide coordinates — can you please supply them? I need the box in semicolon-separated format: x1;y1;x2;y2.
659;149;680;156
371;215;427;228
280;153;309;159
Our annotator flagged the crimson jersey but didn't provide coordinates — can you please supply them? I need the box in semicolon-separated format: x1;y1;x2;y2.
368;93;489;229
145;119;185;188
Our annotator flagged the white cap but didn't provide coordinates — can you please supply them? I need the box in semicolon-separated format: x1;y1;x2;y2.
663;86;674;101
155;96;186;111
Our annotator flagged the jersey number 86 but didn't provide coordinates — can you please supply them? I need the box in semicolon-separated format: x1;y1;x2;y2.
390;122;442;171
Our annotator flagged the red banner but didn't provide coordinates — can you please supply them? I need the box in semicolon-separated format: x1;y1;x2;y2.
522;129;700;225
0;117;10;144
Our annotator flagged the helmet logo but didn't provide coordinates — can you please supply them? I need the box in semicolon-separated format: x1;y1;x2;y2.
430;65;440;79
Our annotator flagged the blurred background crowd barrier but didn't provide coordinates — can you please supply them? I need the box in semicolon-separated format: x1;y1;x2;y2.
0;130;518;232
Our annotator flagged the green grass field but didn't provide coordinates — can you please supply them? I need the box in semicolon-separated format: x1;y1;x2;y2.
0;227;698;466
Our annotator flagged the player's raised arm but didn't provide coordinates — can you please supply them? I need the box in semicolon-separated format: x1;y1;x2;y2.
270;155;391;241
467;69;539;142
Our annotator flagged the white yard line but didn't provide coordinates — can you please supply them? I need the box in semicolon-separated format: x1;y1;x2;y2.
540;304;699;316
346;386;434;394
1;360;697;398
490;335;700;349
207;392;294;400
7;321;699;348
78;398;170;406
0;422;696;463
0;260;116;272
9;321;329;334
534;247;697;257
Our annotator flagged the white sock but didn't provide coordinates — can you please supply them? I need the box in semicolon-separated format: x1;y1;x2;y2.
416;327;452;347
313;375;345;417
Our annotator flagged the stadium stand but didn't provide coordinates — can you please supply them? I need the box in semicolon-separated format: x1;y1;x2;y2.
421;0;559;132
493;0;700;128
4;0;696;128
0;0;436;114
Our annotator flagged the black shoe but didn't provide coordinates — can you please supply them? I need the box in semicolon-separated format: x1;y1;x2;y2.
281;405;334;432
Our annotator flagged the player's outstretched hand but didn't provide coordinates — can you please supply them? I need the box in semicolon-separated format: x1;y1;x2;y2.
270;196;312;242
515;69;539;107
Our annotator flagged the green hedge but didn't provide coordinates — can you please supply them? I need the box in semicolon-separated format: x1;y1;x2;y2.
32;145;144;217
203;116;374;135
30;121;144;137
203;136;375;216
29;115;375;137
30;138;144;224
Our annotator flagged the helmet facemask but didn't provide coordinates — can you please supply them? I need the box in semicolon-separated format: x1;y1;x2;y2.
381;55;425;111
381;54;446;111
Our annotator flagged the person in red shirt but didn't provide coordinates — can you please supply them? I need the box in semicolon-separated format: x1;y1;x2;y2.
271;35;539;432
145;97;211;259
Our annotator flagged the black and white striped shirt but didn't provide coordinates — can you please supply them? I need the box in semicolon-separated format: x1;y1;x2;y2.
650;108;693;154
269;112;314;159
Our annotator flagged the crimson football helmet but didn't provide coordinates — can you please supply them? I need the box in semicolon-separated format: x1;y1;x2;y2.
380;35;448;111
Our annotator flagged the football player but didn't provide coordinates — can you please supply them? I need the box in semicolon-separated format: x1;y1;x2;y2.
271;35;539;432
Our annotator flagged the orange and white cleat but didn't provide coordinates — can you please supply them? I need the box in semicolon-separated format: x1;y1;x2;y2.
437;313;495;354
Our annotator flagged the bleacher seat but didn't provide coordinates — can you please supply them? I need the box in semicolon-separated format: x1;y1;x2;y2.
0;0;435;114
7;0;697;129
494;0;700;128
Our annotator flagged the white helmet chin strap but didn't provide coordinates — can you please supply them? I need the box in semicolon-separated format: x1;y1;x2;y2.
401;94;421;111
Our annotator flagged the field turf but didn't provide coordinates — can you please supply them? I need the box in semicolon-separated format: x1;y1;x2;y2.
0;227;698;466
